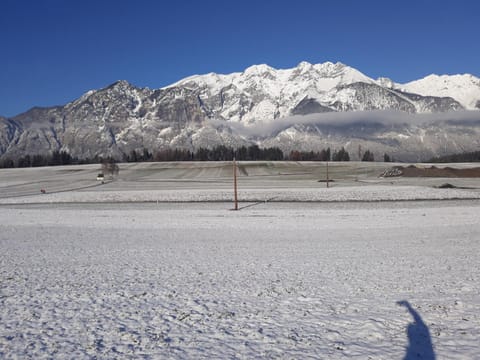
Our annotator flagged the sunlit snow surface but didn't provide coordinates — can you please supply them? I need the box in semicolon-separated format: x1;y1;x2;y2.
1;186;480;205
1;197;479;359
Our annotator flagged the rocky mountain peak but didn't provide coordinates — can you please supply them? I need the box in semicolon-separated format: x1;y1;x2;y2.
1;61;480;163
243;63;275;76
105;80;140;93
295;61;314;72
376;77;395;89
400;72;480;109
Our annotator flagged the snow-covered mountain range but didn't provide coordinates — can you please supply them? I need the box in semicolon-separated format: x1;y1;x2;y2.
1;61;480;162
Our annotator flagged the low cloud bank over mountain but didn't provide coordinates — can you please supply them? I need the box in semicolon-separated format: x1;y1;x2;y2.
217;110;480;138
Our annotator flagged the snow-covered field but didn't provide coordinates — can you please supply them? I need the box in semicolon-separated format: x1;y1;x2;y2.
1;185;480;205
1;162;479;358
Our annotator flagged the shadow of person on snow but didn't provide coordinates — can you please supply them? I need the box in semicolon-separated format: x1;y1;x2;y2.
397;300;436;360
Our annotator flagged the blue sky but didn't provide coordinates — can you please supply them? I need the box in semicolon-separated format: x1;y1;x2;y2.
1;0;479;117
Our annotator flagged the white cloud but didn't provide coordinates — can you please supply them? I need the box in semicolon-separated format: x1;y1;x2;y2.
207;110;480;137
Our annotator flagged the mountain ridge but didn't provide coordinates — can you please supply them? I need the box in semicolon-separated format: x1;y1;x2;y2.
1;61;480;162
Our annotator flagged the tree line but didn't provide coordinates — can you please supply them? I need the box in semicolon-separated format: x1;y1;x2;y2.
0;145;395;169
126;145;354;162
0;150;76;168
429;150;480;163
133;145;285;162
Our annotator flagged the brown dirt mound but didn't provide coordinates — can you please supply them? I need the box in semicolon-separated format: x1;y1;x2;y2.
382;165;480;178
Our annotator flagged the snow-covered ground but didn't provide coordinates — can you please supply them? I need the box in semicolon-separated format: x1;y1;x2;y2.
1;185;480;205
1;162;479;358
1;199;479;359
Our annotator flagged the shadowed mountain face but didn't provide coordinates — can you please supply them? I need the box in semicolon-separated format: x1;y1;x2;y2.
0;116;22;155
1;62;480;162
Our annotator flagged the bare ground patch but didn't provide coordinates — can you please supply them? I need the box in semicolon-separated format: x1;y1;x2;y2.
381;165;480;178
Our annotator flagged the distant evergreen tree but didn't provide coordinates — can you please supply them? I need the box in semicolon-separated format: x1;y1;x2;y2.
247;145;261;160
212;145;234;161
32;154;47;167
0;158;14;168
263;147;283;160
195;147;210;161
142;148;153;161
47;150;72;166
50;151;62;166
361;150;375;162
332;147;350;161
289;150;301;161
235;146;248;160
17;155;32;167
383;153;391;162
287;148;331;161
127;150;139;162
322;147;331;161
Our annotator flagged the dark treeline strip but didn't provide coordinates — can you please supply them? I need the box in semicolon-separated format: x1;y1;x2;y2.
142;145;285;162
429;150;480;163
0;150;77;168
0;145;363;169
123;145;366;163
